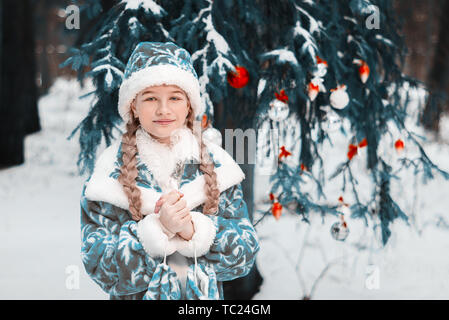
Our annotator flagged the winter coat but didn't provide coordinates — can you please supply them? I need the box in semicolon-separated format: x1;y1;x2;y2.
79;126;260;300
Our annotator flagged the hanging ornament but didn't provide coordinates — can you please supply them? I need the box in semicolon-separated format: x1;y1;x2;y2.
313;55;328;78
330;84;350;109
347;137;367;161
202;127;222;145
268;192;283;220
308;56;327;102
320;106;342;133
308;82;319;101
330;215;350;241
394;139;405;153
307;77;326;102
268;90;290;121
274;89;289;103
227;65;249;88
316;55;328;67
337;196;350;212
271;201;283;220
347;143;358;160
201;114;209;129
279;146;292;160
331;198;350;241
268;99;289;121
358;137;368;148
353;59;370;84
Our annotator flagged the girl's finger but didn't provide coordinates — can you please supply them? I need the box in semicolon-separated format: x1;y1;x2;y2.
172;198;187;212
154;197;165;213
179;214;192;226
165;190;182;206
177;207;190;219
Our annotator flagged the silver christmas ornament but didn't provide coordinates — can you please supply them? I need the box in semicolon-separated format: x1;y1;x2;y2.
330;220;349;241
268;99;289;121
322;109;342;133
312;62;328;78
330;85;350;110
202;127;222;145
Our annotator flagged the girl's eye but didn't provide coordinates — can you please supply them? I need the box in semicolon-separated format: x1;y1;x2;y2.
144;97;181;101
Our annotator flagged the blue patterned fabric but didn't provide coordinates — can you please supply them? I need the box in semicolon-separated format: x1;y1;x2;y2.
186;263;219;300
80;142;260;300
124;42;198;80
143;262;182;300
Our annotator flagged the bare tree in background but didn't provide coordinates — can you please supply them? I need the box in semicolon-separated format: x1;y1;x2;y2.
0;0;40;168
421;0;449;132
395;0;449;133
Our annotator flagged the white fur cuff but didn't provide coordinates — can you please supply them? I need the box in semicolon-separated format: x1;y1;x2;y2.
176;211;217;257
136;214;177;258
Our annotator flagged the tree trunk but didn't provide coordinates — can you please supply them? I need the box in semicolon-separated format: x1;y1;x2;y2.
421;0;449;131
0;0;40;168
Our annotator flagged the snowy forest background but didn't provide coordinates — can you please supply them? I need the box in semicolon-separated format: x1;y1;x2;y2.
1;0;449;299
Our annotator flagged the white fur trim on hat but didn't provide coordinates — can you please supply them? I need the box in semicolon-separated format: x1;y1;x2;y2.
118;64;203;123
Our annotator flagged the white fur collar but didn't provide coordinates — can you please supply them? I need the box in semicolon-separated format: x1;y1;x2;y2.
84;126;245;215
135;126;201;193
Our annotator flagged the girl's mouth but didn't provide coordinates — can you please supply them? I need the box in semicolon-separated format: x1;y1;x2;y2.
154;120;175;125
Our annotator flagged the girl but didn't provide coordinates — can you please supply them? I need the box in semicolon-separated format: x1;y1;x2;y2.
80;41;260;300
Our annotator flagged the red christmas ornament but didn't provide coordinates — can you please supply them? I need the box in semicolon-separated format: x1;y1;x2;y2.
279;146;292;160
271;202;283;220
227;66;249;88
347;144;358;160
359;63;370;83
308;82;320;101
201;114;209;129
395;139;405;153
300;163;307;171
269;193;275;201
358;138;368;148
316;55;328;67
353;59;370;83
275;89;289;103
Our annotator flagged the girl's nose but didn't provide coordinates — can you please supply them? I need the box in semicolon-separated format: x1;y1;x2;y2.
156;100;171;114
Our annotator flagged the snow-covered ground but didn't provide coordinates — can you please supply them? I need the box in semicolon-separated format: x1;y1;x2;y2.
0;78;448;299
0;78;106;299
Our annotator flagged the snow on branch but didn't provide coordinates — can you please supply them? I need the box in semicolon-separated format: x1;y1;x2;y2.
260;48;299;67
120;0;166;16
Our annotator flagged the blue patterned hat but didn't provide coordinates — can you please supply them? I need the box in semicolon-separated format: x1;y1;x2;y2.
118;41;203;123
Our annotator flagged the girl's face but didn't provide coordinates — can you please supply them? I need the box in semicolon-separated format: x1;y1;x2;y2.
131;84;191;144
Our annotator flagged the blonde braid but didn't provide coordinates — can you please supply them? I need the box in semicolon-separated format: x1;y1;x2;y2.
117;103;143;221
186;105;220;215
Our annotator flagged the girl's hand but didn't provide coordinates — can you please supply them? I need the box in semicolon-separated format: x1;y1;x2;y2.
157;190;192;234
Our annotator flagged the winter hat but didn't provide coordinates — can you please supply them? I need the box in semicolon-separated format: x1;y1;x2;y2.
118;41;203;123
